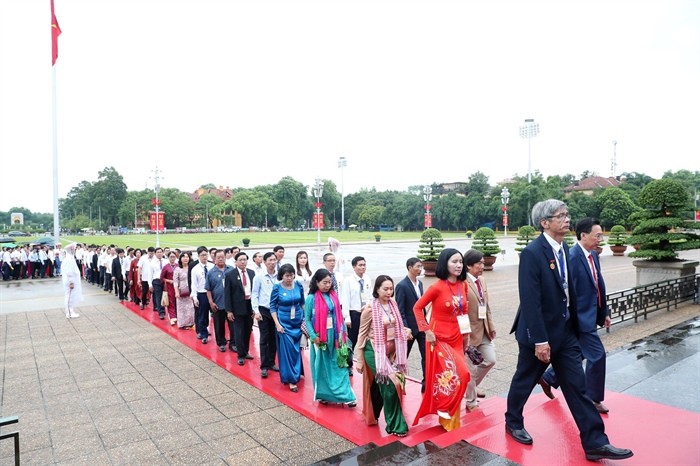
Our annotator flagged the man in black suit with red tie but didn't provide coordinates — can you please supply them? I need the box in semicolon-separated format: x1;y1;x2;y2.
505;200;632;461
225;252;256;366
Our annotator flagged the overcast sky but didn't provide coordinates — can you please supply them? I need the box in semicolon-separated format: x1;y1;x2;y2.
1;0;698;213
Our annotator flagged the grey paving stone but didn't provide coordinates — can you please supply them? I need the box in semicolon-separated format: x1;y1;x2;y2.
247;422;297;444
233;411;278;431
142;417;191;438
92;412;141;433
52;434;104;463
209;432;260;457
99;424;150;448
223;445;282;465
164;441;222;465
133;405;179;426
265;434;313;461
54;450;111;465
216;400;260;419
151;427;203;452
107;438;161;464
183;408;228;428
191;419;242;442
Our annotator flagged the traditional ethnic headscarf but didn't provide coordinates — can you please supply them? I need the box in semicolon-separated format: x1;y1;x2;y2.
371;297;408;383
312;289;346;346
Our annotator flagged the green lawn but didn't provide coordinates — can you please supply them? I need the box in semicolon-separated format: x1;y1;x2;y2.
58;230;473;250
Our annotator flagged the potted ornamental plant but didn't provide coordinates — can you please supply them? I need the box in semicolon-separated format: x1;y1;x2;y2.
514;225;538;255
242;237;251;247
374;233;382;242
608;225;628;256
417;227;445;277
628;179;700;285
472;227;501;271
465;230;474;239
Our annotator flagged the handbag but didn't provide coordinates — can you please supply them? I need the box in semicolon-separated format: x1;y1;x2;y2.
466;345;484;365
161;292;169;307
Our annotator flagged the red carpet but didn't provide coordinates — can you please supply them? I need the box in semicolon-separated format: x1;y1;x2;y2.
123;302;700;464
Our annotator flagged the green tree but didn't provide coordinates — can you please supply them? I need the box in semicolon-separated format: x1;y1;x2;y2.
91;167;128;227
596;187;638;229
273;177;307;228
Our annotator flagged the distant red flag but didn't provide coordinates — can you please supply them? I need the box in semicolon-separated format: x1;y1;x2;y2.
51;0;61;65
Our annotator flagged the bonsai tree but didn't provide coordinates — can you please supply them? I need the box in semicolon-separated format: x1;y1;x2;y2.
472;227;501;256
608;225;628;256
472;227;501;270
514;225;537;253
417;228;445;276
628;179;700;261
417;228;445;261
608;225;628;246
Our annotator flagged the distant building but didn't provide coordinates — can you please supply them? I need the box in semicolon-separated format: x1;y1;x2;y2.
564;176;622;196
189;186;240;228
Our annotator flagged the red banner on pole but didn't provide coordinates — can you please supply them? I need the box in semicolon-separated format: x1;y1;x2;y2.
313;212;325;229
424;213;432;228
149;212;165;231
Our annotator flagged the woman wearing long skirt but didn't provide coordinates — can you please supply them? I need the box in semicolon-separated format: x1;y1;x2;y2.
129;249;143;305
62;243;83;318
412;248;471;432
304;268;356;406
174;252;195;328
356;275;410;437
160;251;178;325
271;264;305;392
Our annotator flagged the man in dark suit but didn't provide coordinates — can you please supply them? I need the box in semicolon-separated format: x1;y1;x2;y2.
540;217;611;413
394;257;427;392
505;200;632;461
225;252;256;366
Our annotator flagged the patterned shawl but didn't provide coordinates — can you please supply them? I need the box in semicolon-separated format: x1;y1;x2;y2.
371;298;408;383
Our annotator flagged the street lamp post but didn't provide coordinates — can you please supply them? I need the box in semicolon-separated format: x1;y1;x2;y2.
500;186;510;237
338;156;347;230
313;178;324;244
519;118;539;225
423;185;433;229
151;167;162;248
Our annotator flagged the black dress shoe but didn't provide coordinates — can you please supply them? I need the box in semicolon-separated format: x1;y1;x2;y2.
245;353;253;360
202;338;208;344
218;345;226;352
505;425;533;445
270;365;280;372
261;369;268;378
229;344;236;352
237;358;245;366
585;444;633;461
538;377;555;399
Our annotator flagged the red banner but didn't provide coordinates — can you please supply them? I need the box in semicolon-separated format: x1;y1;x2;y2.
503;214;509;227
51;0;61;65
424;213;432;228
149;212;165;231
313;212;325;229
696;211;700;221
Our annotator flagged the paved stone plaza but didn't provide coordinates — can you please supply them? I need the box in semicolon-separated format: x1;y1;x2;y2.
1;239;698;465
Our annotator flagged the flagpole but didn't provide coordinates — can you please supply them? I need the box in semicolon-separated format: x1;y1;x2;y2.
52;65;60;243
51;0;61;244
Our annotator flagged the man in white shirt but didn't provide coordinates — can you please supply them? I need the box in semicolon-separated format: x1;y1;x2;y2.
251;252;279;377
138;247;155;309
251;252;264;275
150;247;166;318
191;246;213;343
340;256;371;375
273;245;286;273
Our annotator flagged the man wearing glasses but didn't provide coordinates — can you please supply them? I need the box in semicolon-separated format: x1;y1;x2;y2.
539;218;611;414
505;200;632;461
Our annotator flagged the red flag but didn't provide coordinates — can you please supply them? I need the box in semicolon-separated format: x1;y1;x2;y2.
51;0;61;65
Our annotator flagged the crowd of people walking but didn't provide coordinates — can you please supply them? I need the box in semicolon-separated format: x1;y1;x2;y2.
18;206;634;460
